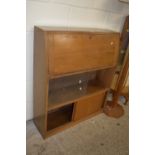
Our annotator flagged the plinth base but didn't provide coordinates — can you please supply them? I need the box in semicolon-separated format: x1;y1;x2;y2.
103;101;124;118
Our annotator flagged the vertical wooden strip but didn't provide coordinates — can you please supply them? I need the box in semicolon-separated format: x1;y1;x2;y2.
33;27;48;138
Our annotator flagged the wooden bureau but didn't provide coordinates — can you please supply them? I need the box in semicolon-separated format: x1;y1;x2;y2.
33;26;120;138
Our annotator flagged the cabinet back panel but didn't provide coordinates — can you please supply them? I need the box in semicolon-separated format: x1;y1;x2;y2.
47;104;73;131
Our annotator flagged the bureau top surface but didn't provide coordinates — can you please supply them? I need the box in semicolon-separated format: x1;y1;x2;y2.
36;26;119;34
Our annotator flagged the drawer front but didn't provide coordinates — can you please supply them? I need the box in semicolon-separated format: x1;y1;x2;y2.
73;93;105;121
49;33;119;76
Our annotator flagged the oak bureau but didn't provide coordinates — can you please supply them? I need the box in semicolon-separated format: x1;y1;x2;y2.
33;26;120;138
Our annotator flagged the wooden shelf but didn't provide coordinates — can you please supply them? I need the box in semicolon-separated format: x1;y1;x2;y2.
48;83;106;111
46;110;102;137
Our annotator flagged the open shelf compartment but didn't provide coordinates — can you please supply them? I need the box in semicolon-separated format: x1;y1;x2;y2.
47;103;74;131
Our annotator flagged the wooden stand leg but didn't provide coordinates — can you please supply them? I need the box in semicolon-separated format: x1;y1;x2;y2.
103;91;124;118
103;16;129;119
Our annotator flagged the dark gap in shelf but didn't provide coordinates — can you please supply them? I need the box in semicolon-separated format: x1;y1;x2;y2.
47;104;74;131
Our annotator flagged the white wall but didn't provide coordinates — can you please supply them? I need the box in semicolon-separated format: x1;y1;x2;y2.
26;0;128;120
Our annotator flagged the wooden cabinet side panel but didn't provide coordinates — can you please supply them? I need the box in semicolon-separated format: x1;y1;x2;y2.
96;67;116;88
33;27;48;138
112;34;120;66
116;48;129;92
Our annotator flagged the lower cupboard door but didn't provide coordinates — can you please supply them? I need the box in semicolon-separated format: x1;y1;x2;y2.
73;93;104;121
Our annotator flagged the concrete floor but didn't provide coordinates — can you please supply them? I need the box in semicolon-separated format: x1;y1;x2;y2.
27;105;128;155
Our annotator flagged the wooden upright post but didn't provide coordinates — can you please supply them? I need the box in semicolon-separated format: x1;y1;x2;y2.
103;16;129;118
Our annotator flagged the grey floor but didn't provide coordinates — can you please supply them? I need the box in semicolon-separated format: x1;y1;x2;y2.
27;105;128;155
